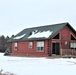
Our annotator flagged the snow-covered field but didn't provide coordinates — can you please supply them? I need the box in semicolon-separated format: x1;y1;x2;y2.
0;53;76;75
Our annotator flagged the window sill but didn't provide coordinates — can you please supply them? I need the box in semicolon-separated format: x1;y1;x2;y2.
36;50;44;52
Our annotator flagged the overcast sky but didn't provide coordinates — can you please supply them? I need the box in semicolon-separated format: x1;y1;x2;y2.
0;0;76;37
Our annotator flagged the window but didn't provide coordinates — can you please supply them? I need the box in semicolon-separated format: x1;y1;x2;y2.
70;43;76;49
14;42;18;50
37;42;44;52
71;43;74;48
29;42;33;48
71;35;76;40
53;33;60;39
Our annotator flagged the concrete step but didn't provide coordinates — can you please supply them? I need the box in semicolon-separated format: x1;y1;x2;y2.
49;54;61;58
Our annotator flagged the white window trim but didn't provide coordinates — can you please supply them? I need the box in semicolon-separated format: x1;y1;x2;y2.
70;33;76;40
14;42;18;50
70;43;76;48
36;41;44;52
52;32;61;40
29;42;33;48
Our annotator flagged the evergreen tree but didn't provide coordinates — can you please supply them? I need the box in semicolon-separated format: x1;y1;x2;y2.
0;35;10;52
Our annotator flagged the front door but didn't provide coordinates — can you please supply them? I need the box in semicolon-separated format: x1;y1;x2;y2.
52;43;60;55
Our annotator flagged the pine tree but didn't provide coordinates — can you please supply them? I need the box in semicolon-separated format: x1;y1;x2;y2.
0;35;10;52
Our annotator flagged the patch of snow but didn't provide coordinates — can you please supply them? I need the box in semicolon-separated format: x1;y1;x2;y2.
34;30;38;33
0;53;76;75
13;34;26;39
28;30;53;38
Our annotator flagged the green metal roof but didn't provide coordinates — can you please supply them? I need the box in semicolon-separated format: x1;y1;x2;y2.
8;22;76;42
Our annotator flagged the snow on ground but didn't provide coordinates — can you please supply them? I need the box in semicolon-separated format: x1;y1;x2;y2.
0;53;76;75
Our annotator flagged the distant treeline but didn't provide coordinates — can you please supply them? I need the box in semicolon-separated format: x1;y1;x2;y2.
0;35;10;52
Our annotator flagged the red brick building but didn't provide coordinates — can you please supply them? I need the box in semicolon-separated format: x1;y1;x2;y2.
8;22;76;57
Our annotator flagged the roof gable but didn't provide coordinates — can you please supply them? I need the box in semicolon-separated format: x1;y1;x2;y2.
8;22;76;42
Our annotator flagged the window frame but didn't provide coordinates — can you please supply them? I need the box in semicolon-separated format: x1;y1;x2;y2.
36;41;44;52
29;42;33;48
70;33;76;40
52;32;61;40
70;43;76;49
14;42;18;50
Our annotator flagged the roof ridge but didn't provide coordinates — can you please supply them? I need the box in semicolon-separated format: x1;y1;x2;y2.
24;22;68;30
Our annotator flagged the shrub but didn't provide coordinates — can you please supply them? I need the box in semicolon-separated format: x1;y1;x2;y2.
0;70;16;75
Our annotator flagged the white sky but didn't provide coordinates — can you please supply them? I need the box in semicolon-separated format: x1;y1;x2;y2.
0;0;76;37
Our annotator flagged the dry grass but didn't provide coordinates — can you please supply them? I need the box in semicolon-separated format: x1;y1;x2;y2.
0;70;16;75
